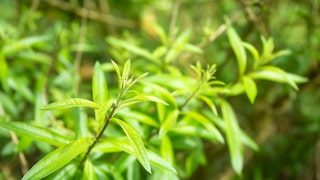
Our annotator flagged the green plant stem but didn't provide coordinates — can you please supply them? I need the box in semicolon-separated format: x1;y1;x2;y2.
80;91;125;165
179;85;200;111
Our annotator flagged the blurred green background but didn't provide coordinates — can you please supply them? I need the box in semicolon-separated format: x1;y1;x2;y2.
0;0;319;179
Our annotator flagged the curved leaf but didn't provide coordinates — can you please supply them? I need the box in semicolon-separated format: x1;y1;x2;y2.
183;111;224;143
22;138;94;180
242;76;257;104
220;100;243;175
0;121;72;146
42;98;99;110
226;19;247;76
113;118;151;173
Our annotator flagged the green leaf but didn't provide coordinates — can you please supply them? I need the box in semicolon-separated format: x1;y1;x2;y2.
0;53;9;91
242;42;259;62
118;109;159;127
220;100;243;175
113;118;151;173
183;111;224;143
83;159;96;180
93;62;108;125
111;60;122;89
161;135;174;165
248;66;308;90
94;138;177;174
92;62;108;106
242;76;257;103
226;19;247;76
2;35;50;55
0;121;72;146
22;138;94;180
159;110;179;138
106;37;155;63
42;98;99;110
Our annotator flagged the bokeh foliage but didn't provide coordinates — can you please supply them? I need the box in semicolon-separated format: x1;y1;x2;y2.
0;0;319;179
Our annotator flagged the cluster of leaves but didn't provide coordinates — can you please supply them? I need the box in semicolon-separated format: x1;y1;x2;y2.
0;0;315;179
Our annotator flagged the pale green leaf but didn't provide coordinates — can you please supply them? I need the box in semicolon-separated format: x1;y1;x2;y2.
226;19;247;75
92;62;108;106
220;100;243;175
42;98;99;110
183;112;224;143
159;110;179;138
161;135;174;165
197;95;218;115
147;149;177;174
111;60;122;89
0;121;72;146
113;118;151;173
242;76;257;103
83;159;96;180
248;66;308;90
2;35;50;55
242;42;259;62
22;138;94;180
118;109;159;127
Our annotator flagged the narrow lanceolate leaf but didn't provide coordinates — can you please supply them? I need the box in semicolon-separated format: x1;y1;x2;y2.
93;62;108;125
113;118;151;173
22;138;94;180
248;66;308;90
0;121;71;146
242;76;257;104
41;98;99;110
83;159;97;180
220;100;243;175
183;112;224;143
94;138;177;174
159;110;179;138
226;20;247;76
93;62;108;106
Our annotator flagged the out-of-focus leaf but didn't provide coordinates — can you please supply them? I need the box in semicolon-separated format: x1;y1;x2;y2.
0;121;72;146
83;159;96;180
106;37;155;62
220;100;243;175
226;19;247;76
113;118;151;173
22;138;94;180
49;163;77;180
0;53;9;91
111;60;122;89
159;110;179;138
41;98;99;110
242;42;259;62
92;62;108;106
183;111;224;143
2;35;50;55
197;95;218;115
118;109;159;127
94;138;177;174
93;62;108;125
161;135;174;165
242;76;257;103
248;66;308;90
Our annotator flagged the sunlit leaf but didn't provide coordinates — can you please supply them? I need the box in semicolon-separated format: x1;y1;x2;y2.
220;100;243;175
93;62;108;125
113;118;151;173
42;98;99;110
94;138;177;174
248;66;308;90
242;76;257;103
22;138;94;180
0;121;72;146
242;42;259;62
83;159;96;180
159;110;179;138
161;135;174;165
226;19;247;76
183;112;224;143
